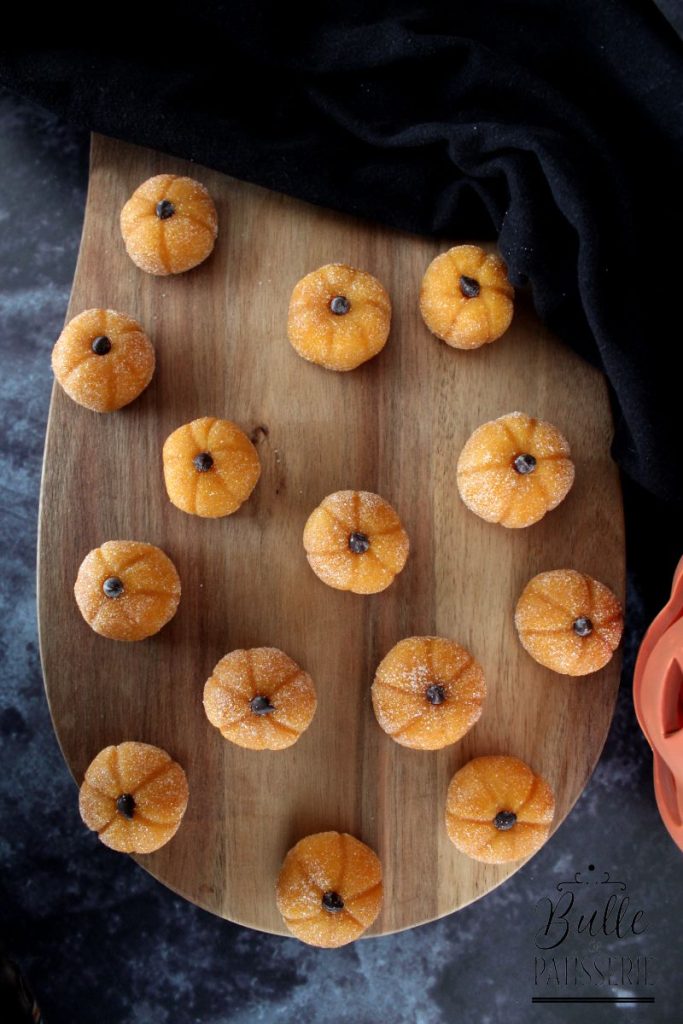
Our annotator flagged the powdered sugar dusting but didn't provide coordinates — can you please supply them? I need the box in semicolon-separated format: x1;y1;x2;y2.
445;755;554;863
515;569;623;675
457;412;574;527
276;831;383;947
203;647;316;750
372;636;485;749
74;541;180;641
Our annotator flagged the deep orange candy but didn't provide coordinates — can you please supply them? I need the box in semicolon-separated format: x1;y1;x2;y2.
287;263;391;371
79;741;189;854
420;244;514;349
445;755;555;864
162;417;261;518
120;173;218;275
276;831;383;947
371;636;486;750
52;308;155;413
303;490;409;594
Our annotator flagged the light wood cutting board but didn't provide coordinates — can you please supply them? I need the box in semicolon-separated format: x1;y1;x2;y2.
38;134;625;936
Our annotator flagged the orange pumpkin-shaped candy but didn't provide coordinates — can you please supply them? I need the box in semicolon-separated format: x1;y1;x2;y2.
79;741;189;853
287;263;391;371
74;540;181;641
515;569;623;676
203;647;317;751
445;755;555;863
120;174;218;275
163;417;261;518
420;244;514;349
371;636;486;750
51;308;155;413
276;831;383;947
303;490;409;594
457;411;575;528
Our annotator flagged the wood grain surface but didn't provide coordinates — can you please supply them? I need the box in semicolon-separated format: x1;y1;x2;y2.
38;134;625;936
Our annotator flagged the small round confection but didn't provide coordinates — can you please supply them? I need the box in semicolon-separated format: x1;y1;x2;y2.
445;755;555;863
457;411;575;528
420;244;514;349
162;417;261;518
515;569;623;676
203;647;317;751
74;540;181;641
120;174;218;275
51;308;155;413
79;741;189;853
287;263;391;371
276;831;383;947
303;490;409;595
371;636;486;750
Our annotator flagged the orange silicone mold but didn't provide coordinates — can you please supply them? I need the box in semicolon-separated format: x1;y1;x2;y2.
633;555;683;852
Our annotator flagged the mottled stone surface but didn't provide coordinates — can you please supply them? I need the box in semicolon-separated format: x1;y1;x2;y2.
0;89;680;1024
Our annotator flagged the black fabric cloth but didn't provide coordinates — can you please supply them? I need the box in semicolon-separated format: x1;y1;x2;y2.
2;2;682;505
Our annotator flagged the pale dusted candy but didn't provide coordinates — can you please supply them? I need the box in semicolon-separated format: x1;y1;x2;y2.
445;755;554;863
457;410;575;528
276;832;383;947
515;569;623;675
371;636;485;750
74;540;181;641
79;741;188;854
203;647;317;751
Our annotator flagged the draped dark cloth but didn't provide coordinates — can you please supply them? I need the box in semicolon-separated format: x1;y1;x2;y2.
2;1;682;606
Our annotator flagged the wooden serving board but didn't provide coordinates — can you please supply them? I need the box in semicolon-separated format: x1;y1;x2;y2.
38;134;625;936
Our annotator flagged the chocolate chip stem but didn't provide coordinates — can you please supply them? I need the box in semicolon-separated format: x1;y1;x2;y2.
250;695;275;716
426;683;446;705
322;890;345;912
193;452;214;472
116;793;136;819
102;576;124;599
156;199;175;220
513;453;537;475
348;531;370;554
329;295;350;315
91;335;111;356
494;810;517;831
460;275;481;298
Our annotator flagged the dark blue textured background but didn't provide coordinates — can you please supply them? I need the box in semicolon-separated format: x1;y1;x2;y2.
0;89;680;1024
